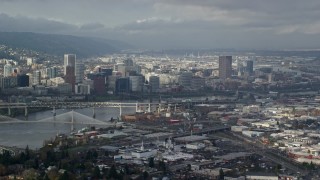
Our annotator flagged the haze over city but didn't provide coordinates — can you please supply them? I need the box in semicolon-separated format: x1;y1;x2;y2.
1;0;320;50
1;1;320;180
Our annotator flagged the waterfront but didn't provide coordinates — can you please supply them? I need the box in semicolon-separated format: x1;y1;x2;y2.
0;107;136;149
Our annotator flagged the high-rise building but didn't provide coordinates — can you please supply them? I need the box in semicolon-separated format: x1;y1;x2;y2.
17;74;29;87
46;67;58;79
149;76;160;93
219;56;232;79
75;63;85;83
115;77;130;95
33;70;41;85
130;75;144;92
246;60;254;76
64;65;76;92
0;76;17;90
93;76;106;95
179;72;193;87
3;64;13;77
64;54;76;75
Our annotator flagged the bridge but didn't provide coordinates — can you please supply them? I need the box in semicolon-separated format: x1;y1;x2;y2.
0;101;167;117
0;99;239;117
0;111;115;131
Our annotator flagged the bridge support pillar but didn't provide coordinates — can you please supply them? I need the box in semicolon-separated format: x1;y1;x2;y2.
71;110;74;132
158;103;161;114
8;107;11;116
136;102;138;112
53;107;56;116
92;107;96;119
24;107;28;117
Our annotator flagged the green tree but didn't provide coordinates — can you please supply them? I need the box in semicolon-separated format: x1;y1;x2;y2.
219;168;224;180
148;157;155;168
93;166;101;179
158;160;166;174
22;169;38;180
58;171;69;180
124;164;130;175
25;145;30;160
143;171;149;180
43;174;50;180
108;165;118;179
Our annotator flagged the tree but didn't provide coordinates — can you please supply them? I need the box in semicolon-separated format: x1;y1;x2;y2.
93;166;101;179
187;164;192;171
158;160;166;174
310;161;315;170
25;145;30;160
58;171;69;180
148;157;155;168
143;171;149;180
0;164;7;176
43;174;50;180
22;169;38;180
108;165;118;179
124;164;130;175
219;168;224;180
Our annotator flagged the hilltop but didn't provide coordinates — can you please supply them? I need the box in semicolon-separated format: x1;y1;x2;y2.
0;32;131;58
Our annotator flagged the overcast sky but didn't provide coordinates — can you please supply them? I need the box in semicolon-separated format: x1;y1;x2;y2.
0;0;320;50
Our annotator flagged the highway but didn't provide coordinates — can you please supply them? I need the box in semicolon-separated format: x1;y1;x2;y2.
211;132;308;176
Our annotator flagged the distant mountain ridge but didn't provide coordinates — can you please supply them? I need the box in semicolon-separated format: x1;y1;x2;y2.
0;32;131;57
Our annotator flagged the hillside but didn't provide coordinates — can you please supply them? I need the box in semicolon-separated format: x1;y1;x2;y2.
0;32;131;57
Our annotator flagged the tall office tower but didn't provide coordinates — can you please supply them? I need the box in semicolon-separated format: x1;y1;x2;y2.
17;74;29;87
3;64;13;77
115;77;130;95
246;60;254;75
149;75;160;93
64;54;76;75
179;72;193;87
33;70;41;85
129;75;144;92
46;67;58;79
64;65;76;92
75;63;85;83
219;56;232;80
93;76;106;95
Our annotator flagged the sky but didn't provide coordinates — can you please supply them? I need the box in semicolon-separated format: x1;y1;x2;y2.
0;0;320;50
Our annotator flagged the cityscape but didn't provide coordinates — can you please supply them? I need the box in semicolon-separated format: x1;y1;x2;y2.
1;1;320;180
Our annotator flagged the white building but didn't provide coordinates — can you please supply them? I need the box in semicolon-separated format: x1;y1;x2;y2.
64;54;76;75
75;84;90;95
3;64;13;77
33;70;41;85
75;63;85;83
186;143;206;150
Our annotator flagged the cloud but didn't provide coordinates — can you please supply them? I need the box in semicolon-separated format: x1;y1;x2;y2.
80;23;105;31
1;1;320;50
0;13;77;33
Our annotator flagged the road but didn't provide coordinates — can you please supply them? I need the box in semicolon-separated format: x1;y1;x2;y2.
211;132;308;176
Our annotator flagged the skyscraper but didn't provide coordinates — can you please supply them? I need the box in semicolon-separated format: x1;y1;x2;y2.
64;65;76;92
75;63;85;83
246;60;254;76
33;70;41;85
219;56;232;80
46;67;58;79
64;54;76;75
3;64;13;77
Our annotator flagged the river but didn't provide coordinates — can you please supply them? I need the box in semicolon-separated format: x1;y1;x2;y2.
0;106;136;149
